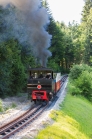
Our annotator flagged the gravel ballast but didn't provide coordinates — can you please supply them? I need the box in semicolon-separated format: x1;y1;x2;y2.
0;79;68;139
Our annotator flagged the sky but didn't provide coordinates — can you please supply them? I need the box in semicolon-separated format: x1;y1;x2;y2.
47;0;85;25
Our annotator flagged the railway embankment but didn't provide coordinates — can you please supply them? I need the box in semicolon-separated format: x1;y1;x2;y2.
35;83;92;139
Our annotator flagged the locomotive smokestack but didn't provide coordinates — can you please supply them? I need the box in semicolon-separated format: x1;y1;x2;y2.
0;0;52;67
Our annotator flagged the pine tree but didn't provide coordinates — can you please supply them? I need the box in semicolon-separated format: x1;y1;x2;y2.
81;0;92;65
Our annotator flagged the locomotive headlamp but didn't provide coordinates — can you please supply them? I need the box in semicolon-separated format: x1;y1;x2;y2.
37;85;42;89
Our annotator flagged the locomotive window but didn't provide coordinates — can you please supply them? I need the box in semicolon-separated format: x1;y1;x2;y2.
29;70;53;79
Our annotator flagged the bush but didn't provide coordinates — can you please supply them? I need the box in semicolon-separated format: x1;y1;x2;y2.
68;64;92;102
69;64;92;80
76;71;92;101
67;82;82;96
69;65;83;80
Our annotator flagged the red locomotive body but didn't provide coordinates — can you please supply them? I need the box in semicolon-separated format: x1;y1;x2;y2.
27;67;62;103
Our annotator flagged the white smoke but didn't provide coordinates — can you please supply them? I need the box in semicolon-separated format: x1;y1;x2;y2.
0;0;52;67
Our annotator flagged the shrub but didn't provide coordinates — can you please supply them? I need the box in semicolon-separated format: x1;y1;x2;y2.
69;64;92;80
76;71;92;101
68;64;92;101
68;66;92;101
69;65;83;80
67;82;82;96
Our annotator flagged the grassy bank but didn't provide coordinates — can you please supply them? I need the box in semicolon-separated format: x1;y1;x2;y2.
35;93;92;139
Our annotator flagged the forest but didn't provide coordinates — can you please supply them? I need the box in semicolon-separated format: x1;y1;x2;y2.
0;0;92;98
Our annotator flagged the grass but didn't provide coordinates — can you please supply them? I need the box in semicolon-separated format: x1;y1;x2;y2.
60;94;92;138
35;94;92;139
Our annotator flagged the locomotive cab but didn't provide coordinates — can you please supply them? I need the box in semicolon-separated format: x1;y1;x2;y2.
27;67;54;103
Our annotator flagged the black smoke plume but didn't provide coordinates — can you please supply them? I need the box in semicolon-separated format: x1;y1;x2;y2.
0;0;52;67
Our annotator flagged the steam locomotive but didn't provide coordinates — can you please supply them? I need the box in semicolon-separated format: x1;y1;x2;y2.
27;67;66;103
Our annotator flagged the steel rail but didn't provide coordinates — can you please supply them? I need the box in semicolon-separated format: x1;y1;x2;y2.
0;104;48;139
0;104;35;129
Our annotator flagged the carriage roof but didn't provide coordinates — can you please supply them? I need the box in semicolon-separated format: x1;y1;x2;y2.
28;67;53;72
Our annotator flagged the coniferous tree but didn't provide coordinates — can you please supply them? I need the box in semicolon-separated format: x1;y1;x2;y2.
81;0;92;65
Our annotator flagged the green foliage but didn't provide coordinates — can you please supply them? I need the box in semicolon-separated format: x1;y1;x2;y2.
68;22;84;65
67;82;82;96
0;37;36;97
69;64;83;80
82;0;92;22
0;41;13;96
76;71;92;101
69;64;92;80
48;59;60;72
0;39;27;97
68;64;92;101
81;0;92;65
11;57;26;95
48;19;86;72
48;19;65;72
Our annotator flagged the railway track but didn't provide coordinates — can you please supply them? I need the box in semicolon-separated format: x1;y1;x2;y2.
0;104;48;139
0;76;68;139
